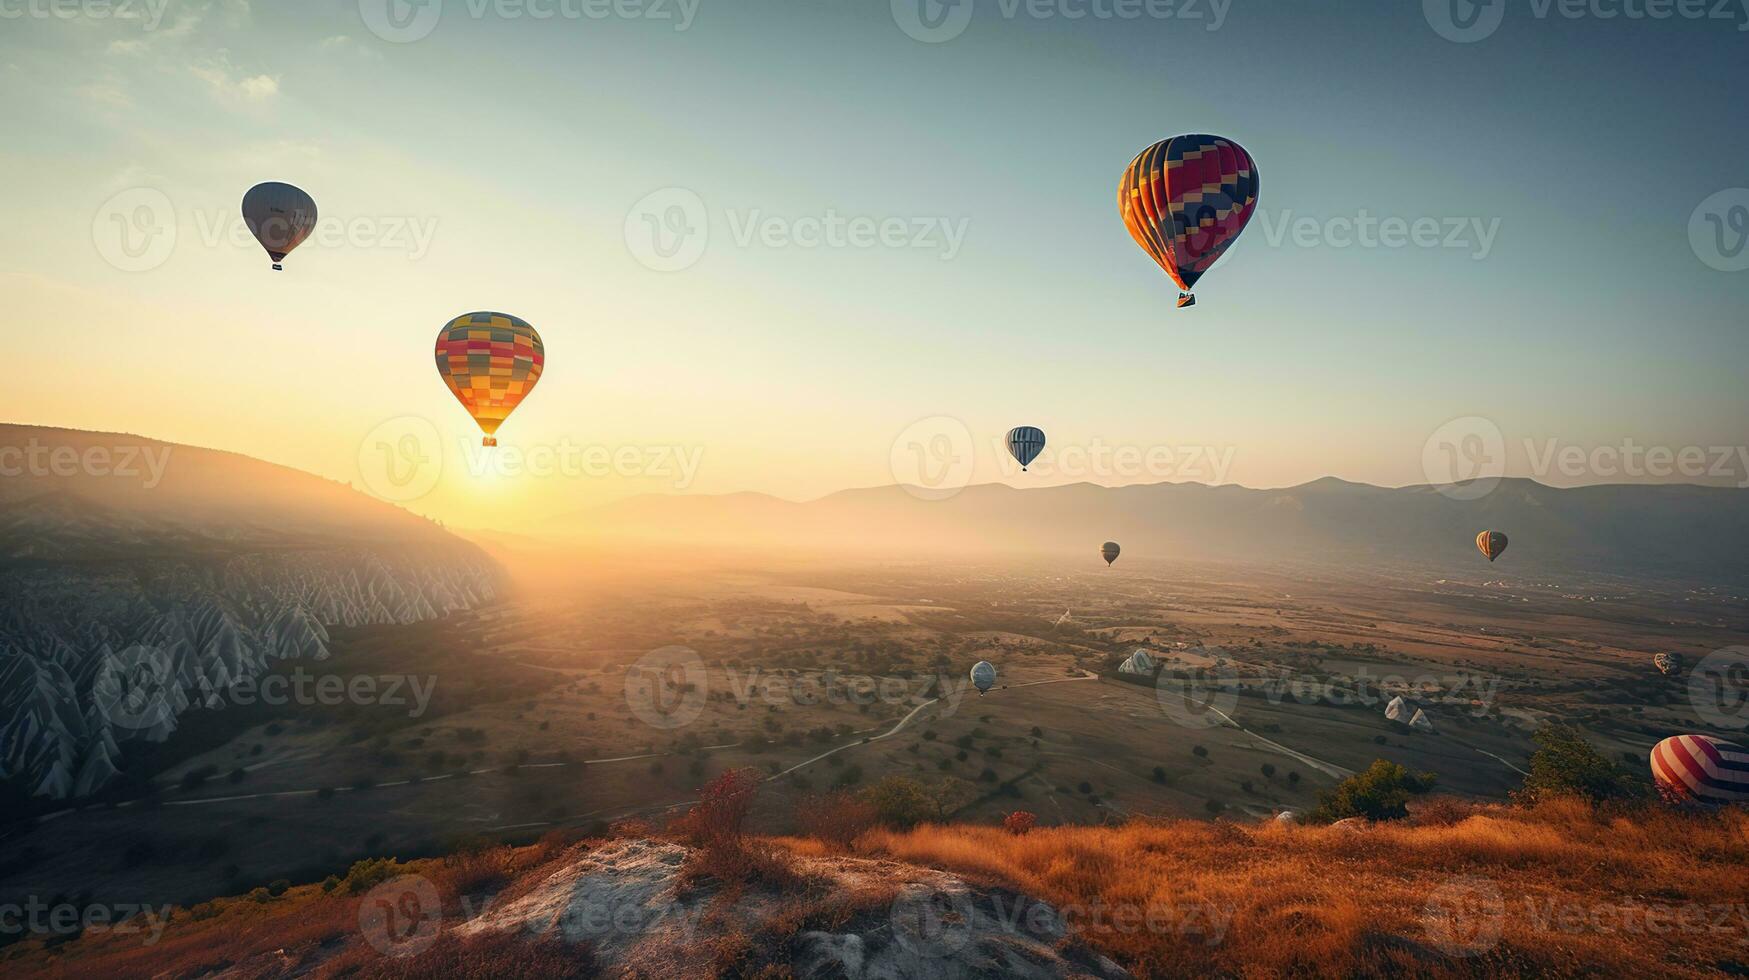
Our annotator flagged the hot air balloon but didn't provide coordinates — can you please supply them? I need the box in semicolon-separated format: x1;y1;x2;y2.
242;182;317;271
1006;426;1046;471
435;311;545;447
970;660;997;696
1654;652;1683;676
1119;134;1259;309
1650;734;1749;805
1101;541;1121;566
1476;530;1508;562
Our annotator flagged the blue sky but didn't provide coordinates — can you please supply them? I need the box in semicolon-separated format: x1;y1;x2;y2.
2;0;1746;525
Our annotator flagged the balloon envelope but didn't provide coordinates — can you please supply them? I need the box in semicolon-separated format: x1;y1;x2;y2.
1006;426;1046;470
1651;735;1749;804
1119;134;1259;305
1101;541;1121;565
970;660;997;693
242;182;317;270
1476;530;1508;561
435;312;545;446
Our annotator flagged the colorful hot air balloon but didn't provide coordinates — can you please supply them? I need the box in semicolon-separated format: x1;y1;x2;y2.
242;182;317;271
1101;541;1121;566
1119;134;1259;309
970;660;997;696
1654;652;1682;676
434;312;545;447
1650;735;1749;805
1476;530;1508;562
1006;426;1046;471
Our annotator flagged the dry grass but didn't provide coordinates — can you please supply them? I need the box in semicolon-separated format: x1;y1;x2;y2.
839;797;1749;979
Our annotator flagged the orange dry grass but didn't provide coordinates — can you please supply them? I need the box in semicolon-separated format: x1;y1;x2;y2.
846;799;1749;979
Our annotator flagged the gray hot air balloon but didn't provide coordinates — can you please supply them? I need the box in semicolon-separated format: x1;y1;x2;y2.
970;660;997;696
1101;541;1121;566
242;181;318;270
1006;426;1046;470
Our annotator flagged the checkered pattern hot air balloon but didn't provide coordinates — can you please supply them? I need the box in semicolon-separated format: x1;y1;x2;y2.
434;312;544;446
1651;735;1749;805
1119;134;1259;308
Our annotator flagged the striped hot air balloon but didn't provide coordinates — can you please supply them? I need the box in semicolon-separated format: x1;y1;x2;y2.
435;312;545;447
1650;734;1749;805
1006;426;1046;470
1119;134;1259;309
1101;541;1121;566
1476;530;1508;562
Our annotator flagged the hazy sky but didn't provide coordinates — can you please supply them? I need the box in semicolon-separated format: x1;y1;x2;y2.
4;0;1747;530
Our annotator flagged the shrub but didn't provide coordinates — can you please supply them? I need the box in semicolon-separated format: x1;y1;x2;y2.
1003;811;1036;836
1192;745;1209;759
797;791;878;850
676;768;762;851
267;878;290;897
1517;722;1647;806
1311;760;1436;823
342;857;408;895
1261;763;1276;779
1152;766;1166;783
861;776;937;829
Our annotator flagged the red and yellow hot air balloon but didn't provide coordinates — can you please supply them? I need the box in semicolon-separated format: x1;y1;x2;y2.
434;311;544;446
1119;134;1259;308
1476;530;1508;562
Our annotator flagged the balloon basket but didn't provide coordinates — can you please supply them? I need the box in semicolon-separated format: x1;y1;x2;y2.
271;263;283;271
1176;292;1196;308
482;437;497;447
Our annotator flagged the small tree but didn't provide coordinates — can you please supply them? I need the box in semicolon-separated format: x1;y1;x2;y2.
1311;760;1436;823
862;776;937;829
796;791;877;850
678;767;763;850
1003;811;1036;836
1517;722;1646;805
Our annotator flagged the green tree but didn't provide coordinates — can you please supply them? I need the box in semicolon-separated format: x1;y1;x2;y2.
1311;759;1436;823
861;776;937;829
1517;722;1647;805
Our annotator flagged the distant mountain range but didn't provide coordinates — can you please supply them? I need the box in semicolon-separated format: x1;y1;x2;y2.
0;426;501;803
568;477;1749;585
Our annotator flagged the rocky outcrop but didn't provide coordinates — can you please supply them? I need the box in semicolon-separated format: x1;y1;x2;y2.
0;545;500;801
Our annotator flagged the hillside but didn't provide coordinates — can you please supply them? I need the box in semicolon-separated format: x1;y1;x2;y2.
567;478;1749;585
0;426;501;803
6;798;1745;978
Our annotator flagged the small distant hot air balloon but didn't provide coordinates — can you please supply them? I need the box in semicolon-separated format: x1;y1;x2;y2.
1650;734;1749;805
1119;134;1259;309
1654;652;1682;676
970;660;997;696
1006;426;1046;471
1101;541;1121;566
435;311;545;447
242;182;317;271
1476;530;1508;562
